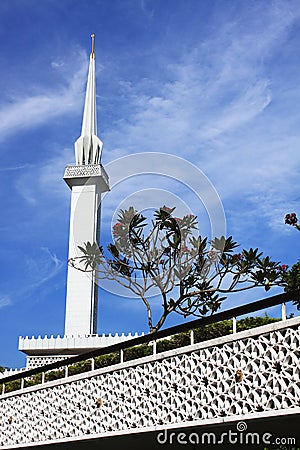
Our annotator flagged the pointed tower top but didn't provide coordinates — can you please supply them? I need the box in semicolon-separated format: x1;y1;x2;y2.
90;34;95;59
74;34;103;165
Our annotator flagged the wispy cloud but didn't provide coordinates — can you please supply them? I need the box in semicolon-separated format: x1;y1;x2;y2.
15;147;73;205
140;0;154;18
0;49;87;142
104;4;297;155
0;164;34;172
41;247;63;269
7;0;297;246
22;247;64;298
0;295;11;309
100;2;300;240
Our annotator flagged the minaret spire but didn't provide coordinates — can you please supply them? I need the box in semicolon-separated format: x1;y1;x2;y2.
74;34;103;165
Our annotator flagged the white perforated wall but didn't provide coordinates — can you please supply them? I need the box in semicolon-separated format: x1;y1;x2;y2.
0;319;299;447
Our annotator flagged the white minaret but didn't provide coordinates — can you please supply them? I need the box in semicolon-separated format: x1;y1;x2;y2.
63;34;109;336
19;36;140;368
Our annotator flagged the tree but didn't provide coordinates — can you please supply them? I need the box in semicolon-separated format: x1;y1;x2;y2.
283;212;300;308
284;259;300;299
70;206;287;333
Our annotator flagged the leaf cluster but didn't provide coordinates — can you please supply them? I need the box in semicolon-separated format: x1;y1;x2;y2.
77;242;103;270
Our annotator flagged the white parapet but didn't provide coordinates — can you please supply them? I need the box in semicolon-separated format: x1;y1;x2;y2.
18;332;144;356
0;367;26;378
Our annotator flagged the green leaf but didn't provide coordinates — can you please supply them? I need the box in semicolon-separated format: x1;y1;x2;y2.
78;245;87;255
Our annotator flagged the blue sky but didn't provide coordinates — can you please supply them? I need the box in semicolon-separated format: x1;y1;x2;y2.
0;0;300;368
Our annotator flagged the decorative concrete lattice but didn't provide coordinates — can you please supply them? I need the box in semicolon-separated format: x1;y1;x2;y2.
64;164;106;179
25;356;73;369
0;323;299;447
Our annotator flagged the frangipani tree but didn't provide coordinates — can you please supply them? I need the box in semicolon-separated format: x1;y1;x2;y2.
69;206;287;333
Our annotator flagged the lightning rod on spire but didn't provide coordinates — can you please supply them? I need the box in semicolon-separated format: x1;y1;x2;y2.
90;33;95;59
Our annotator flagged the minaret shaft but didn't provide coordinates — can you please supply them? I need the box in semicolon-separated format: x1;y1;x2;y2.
64;185;100;336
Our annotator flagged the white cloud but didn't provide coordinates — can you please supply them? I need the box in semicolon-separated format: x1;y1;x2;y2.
24;247;64;293
99;3;300;242
0;49;87;142
0;164;34;172
0;295;11;308
41;247;63;269
0;247;65;311
51;61;65;69
15;147;73;205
